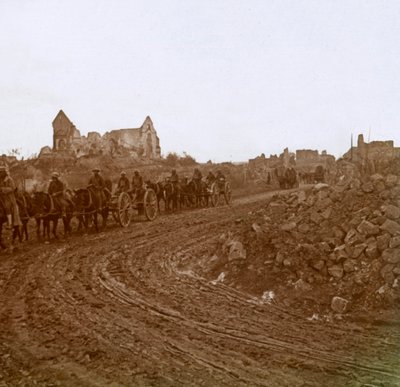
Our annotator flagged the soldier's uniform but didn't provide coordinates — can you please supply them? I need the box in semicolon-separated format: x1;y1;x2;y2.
131;171;144;198
170;170;179;185
215;170;226;189
192;168;202;182
192;168;202;192
116;172;130;194
48;173;68;216
89;169;106;208
0;167;21;227
205;172;216;186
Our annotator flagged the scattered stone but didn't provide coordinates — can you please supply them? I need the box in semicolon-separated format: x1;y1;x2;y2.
385;174;398;188
298;223;310;234
345;229;365;246
297;191;307;202
310;212;323;224
370;174;384;183
380;264;395;284
334;245;348;262
321;207;332;219
328;265;344;279
312;260;325;271
343;259;357;273
275;251;285;264
352;243;367;259
283;258;294;267
365;243;380;259
269;202;287;215
331;296;349;313
314;183;330;191
380;219;400;236
357;220;380;236
389;236;400;249
294;279;312;292
228;241;247;261
381;204;400;220
252;223;262;233
377;233;391;251
382;248;400;264
281;222;297;232
361;182;374;193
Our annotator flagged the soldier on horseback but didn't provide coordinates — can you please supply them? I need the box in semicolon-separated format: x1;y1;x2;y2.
0;166;21;229
192;168;202;193
131;170;144;198
205;171;216;186
48;172;68;217
170;169;179;188
116;171;130;194
88;168;106;210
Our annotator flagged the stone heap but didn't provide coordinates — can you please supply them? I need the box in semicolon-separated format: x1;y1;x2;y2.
212;173;400;313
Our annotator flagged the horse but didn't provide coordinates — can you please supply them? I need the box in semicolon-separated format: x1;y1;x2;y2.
187;179;209;207
15;189;34;241
31;191;73;241
0;193;27;249
163;181;180;212
145;180;166;212
178;179;192;209
0;198;8;250
73;185;110;232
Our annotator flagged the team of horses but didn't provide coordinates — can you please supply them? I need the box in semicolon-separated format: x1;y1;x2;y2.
0;177;222;249
146;178;218;213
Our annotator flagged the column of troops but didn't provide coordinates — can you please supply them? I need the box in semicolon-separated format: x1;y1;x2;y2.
0;165;228;249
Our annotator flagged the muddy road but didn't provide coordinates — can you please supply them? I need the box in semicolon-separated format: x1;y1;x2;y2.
0;190;399;386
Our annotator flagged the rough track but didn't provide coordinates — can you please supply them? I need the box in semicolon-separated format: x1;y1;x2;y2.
0;191;399;386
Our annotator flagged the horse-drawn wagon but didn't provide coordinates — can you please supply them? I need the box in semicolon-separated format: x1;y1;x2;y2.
209;179;232;206
109;186;158;227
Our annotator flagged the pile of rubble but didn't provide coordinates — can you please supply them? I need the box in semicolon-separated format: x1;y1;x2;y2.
210;173;400;314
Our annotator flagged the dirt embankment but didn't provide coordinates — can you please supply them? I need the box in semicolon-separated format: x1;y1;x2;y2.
0;187;399;386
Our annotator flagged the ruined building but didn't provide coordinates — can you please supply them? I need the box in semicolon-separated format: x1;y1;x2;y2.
249;148;334;171
343;134;400;162
40;110;161;159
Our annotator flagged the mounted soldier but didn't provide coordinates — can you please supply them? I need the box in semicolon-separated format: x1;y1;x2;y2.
116;171;130;194
0;166;22;229
48;172;68;217
131;170;144;198
170;169;179;188
192;168;202;193
205;171;216;186
88;168;106;210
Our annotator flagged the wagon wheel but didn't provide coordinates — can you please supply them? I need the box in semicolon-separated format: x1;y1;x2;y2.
144;188;158;221
210;182;219;207
224;182;232;204
110;196;119;223
117;192;132;227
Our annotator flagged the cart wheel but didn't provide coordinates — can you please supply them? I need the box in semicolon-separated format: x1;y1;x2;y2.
144;188;158;221
210;182;219;207
224;182;232;204
118;192;131;227
109;196;119;223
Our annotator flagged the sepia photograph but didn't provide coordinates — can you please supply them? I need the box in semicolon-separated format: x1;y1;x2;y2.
0;0;399;385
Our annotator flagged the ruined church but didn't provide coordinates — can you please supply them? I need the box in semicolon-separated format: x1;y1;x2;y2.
43;110;161;159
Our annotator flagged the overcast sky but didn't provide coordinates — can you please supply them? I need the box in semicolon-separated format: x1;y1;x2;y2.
0;0;399;162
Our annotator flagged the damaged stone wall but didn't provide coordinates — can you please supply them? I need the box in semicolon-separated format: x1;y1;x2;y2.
43;110;161;159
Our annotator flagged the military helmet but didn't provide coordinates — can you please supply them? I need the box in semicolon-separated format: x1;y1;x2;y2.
51;172;60;178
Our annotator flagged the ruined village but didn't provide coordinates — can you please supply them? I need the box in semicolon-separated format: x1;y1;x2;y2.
0;109;399;386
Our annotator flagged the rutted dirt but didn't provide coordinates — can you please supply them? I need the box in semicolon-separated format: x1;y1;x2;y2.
0;190;399;386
